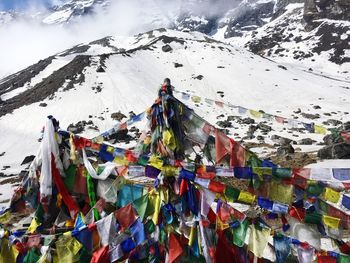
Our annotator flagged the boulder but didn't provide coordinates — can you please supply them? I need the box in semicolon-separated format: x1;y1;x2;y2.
277;144;295;155
162;44;173;52
298;138;316;145
318;142;350;159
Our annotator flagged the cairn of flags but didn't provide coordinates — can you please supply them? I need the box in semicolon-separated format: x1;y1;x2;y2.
1;92;350;263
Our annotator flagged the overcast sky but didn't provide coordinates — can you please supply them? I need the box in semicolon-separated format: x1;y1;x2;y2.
0;0;240;78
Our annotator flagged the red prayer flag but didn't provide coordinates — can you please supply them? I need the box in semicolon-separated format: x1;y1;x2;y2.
216;231;234;263
229;138;246;167
317;255;336;263
91;245;110;263
215;129;231;164
115;203;137;230
51;154;79;218
341;131;350;142
208;180;226;193
169;233;183;263
179;179;189;196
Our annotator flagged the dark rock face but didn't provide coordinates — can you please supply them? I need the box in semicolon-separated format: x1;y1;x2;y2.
0;55;91;117
174;14;218;34
318;142;350;159
223;0;275;38
312;23;350;64
304;0;350;22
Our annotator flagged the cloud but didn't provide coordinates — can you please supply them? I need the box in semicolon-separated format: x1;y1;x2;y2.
0;0;240;78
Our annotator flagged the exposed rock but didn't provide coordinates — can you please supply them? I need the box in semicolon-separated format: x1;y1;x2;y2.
278;65;287;70
174;62;183;68
301;112;320;119
241;117;255;125
313;105;321;109
322;119;342;126
193;75;204;80
162;44;173;52
111;111;126;121
21;155;35;165
298;138;316;145
39;103;47;107
96;66;105;72
318;142;350;159
0;55;91;117
257;122;272;132
277;144;295;155
217;120;232;128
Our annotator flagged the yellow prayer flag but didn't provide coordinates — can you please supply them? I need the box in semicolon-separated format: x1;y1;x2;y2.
149;155;163;170
0;238;18;263
238;191;256;204
163;129;177;151
252;167;272;179
324;187;340;203
314;125;327;135
55;235;82;263
161;166;180;177
107;146;115;153
27;218;41;234
114;156;129;165
248;225;271;258
268;181;293;204
149;190;161;225
323;215;341;229
216;216;229;231
188;226;196;246
0;211;11;224
249;110;262;118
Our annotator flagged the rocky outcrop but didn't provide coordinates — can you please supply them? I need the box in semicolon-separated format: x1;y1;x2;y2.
318;142;350;159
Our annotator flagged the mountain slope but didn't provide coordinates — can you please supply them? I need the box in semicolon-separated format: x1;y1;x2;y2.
0;29;349;188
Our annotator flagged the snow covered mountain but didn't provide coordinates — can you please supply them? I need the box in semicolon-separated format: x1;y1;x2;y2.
0;0;110;26
0;29;349;197
43;0;110;24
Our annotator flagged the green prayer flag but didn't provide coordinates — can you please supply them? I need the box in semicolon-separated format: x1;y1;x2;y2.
144;220;156;234
233;219;249;247
319;199;329;213
133;194;149;220
338;255;350;263
34;203;44;224
304;212;322;225
307;183;324;196
79;247;92;262
225;186;240;202
87;174;100;221
24;248;41;263
273;168;292;179
246;153;262;167
64;164;77;192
